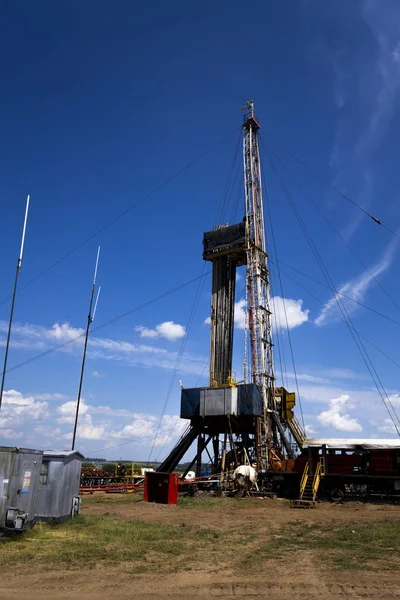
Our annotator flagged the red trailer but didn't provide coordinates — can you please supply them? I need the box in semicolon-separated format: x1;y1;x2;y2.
269;438;400;502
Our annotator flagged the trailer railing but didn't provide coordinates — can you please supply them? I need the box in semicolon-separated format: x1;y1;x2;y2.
312;458;325;499
299;462;309;499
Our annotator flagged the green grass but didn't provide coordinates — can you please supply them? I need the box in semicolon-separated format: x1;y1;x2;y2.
0;516;190;569
241;519;400;571
1;498;399;574
178;496;267;509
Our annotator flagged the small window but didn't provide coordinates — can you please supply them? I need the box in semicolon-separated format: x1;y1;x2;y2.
40;462;48;485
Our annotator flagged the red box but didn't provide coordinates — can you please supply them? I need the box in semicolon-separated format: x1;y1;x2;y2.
144;472;179;505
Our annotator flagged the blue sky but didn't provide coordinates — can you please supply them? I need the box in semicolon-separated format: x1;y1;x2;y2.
1;0;400;460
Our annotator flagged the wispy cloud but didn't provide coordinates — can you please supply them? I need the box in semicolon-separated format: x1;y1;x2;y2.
0;320;207;376
0;386;187;459
324;1;400;239
32;393;69;401
91;370;105;378
315;238;397;326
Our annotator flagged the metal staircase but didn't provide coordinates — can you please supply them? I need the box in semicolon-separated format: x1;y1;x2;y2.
287;414;307;449
292;458;325;508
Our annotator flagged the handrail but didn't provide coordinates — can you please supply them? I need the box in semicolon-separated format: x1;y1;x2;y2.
287;414;307;448
299;462;309;499
311;458;326;499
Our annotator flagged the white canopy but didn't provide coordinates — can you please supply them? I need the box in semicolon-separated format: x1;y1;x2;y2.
303;438;400;450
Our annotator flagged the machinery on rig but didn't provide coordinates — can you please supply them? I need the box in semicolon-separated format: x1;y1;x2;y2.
157;102;306;487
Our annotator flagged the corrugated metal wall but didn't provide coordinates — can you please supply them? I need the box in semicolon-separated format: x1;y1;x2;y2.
36;454;82;521
0;447;43;528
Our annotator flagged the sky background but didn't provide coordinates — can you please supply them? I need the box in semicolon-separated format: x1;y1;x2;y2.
1;0;400;460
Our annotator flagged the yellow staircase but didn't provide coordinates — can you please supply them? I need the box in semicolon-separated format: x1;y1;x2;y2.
292;458;325;508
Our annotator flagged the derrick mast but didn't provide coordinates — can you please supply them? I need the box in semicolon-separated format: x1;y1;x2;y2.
242;101;276;453
158;102;302;480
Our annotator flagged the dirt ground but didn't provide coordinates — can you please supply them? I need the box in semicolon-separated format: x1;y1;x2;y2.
1;495;400;600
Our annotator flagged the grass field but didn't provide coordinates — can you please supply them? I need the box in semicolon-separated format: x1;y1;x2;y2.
1;496;399;575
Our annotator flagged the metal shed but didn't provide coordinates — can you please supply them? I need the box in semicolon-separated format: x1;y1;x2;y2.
35;450;84;522
0;446;43;532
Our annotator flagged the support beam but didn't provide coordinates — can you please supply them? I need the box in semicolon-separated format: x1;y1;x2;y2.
196;434;204;478
157;425;200;473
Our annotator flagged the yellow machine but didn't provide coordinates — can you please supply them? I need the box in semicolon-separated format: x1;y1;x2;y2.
274;387;306;448
115;462;146;484
210;371;238;388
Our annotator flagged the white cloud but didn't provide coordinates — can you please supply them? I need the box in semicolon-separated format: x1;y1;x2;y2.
2;389;35;406
203;299;258;330
33;425;63;439
49;323;85;340
112;415;155;440
135;321;186;341
315;239;397;326
294;2;400;239
234;299;246;329
1;377;399;460
33;393;68;401
317;394;362;432
357;5;400;158
387;393;400;407
92;370;105;378
75;414;106;440
57;399;88;425
285;372;330;384
321;367;369;381
0;321;84;344
0;388;204;459
272;297;309;330
207;297;309;332
372;417;398;435
0;319;206;375
1;429;24;439
0;390;50;432
111;413;186;448
56;398;186;449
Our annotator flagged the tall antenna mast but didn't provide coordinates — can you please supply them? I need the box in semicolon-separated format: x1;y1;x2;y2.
242;102;276;461
71;246;101;450
0;195;30;411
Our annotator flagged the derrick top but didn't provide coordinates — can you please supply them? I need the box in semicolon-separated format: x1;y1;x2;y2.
241;100;260;130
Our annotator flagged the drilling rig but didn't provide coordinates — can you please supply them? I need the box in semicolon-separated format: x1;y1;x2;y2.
158;102;306;485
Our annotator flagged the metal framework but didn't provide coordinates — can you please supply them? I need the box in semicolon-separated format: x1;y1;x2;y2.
242;101;276;456
158;102;298;483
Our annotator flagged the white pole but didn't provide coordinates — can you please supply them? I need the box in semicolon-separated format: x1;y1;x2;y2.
92;286;101;321
93;246;100;284
18;195;30;266
0;194;31;410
